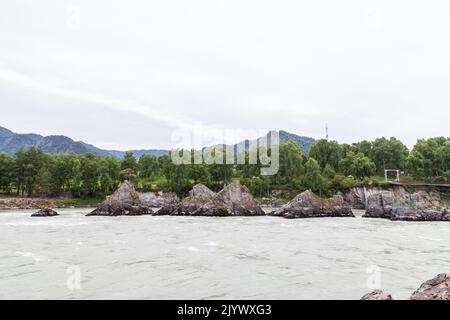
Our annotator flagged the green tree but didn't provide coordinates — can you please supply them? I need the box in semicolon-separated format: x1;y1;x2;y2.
121;152;138;174
338;151;356;176
309;140;343;170
322;164;336;179
205;148;233;185
99;156;120;195
352;140;372;157
15;148;45;196
273;142;305;184
350;153;376;179
139;154;159;180
407;137;450;178
0;153;15;193
80;153;100;197
35;166;53;195
371;137;409;173
303;158;326;195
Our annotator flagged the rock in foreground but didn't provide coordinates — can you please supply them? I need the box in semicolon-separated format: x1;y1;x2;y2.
191;183;265;216
360;290;393;300
154;184;216;216
31;208;59;217
363;186;448;221
410;273;450;300
87;181;153;216
271;190;354;219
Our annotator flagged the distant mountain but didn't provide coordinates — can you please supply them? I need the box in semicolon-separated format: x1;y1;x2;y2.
0;126;169;158
279;130;316;154
0;126;315;158
204;130;315;155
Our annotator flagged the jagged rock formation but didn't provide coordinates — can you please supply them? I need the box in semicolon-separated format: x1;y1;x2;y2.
154;184;216;216
363;186;449;221
87;181;153;216
191;183;265;216
140;191;179;207
360;290;393;300
344;187;382;209
31;208;59;217
410;273;450;300
112;181;141;205
271;190;354;219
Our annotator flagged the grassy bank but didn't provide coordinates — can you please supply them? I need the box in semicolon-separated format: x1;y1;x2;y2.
0;196;103;210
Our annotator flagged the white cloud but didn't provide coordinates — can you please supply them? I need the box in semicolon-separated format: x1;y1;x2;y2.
0;0;449;149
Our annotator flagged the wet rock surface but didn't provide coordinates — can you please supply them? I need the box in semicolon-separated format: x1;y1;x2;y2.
363;186;447;221
31;208;59;217
271;190;354;219
140;191;179;207
191;183;265;216
154;184;216;216
343;187;382;209
360;290;393;300
410;273;450;300
87;181;153;216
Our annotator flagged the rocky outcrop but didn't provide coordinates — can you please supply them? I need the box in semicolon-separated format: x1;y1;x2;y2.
87;181;153;216
363;186;448;221
271;190;354;219
344;187;382;209
112;181;141;205
140;191;179;207
191;183;265;216
360;290;393;300
31;208;59;217
410;273;450;300
154;184;216;216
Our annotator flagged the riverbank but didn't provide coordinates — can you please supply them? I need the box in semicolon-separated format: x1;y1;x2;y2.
0;195;102;210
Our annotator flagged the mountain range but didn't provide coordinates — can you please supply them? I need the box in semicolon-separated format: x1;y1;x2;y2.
0;126;315;159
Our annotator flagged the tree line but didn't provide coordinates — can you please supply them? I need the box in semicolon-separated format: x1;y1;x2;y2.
0;136;448;198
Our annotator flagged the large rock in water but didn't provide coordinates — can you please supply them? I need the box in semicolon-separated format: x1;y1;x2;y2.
31;208;59;217
271;190;354;219
191;183;265;216
139;191;179;207
410;273;450;300
154;184;216;216
360;290;393;300
343;187;382;209
363;186;448;221
87;181;153;216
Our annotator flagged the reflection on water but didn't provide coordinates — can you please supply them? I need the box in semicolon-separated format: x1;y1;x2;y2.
0;208;449;300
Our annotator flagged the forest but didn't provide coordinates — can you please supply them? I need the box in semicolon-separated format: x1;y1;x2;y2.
0;136;449;199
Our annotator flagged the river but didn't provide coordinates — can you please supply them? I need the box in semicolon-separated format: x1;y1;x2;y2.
0;208;449;299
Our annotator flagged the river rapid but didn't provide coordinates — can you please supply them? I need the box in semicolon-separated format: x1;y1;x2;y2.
0;208;449;300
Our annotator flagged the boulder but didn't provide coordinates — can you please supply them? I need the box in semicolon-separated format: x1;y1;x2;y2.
31;208;59;217
344;187;381;209
154;184;216;216
363;186;447;221
87;181;153;216
410;273;450;300
139;191;180;207
191;183;265;216
360;290;393;300
271;190;354;219
110;180;141;205
153;204;180;216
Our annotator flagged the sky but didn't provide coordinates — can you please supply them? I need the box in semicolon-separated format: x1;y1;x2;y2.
0;0;449;150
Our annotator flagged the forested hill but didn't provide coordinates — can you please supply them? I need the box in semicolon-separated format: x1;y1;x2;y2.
0;126;168;159
203;130;316;155
0;126;315;158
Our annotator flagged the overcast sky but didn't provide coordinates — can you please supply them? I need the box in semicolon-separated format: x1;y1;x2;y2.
1;0;449;150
